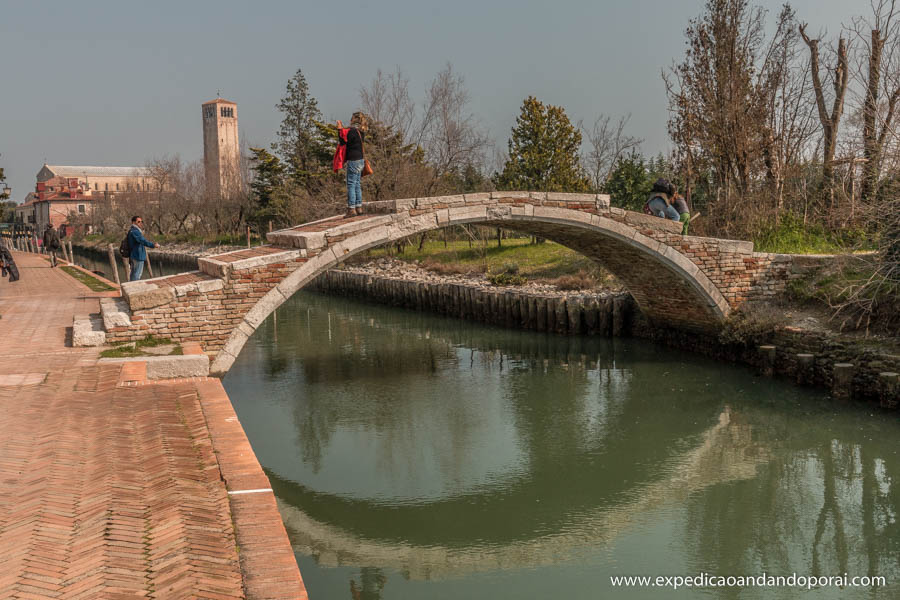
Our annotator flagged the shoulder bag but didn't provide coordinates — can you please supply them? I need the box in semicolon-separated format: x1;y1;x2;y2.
360;130;373;177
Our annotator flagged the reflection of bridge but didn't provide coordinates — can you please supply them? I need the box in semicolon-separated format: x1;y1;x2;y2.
271;408;768;580
101;193;807;374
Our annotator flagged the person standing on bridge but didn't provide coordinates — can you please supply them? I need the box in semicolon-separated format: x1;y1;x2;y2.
42;223;61;268
336;112;369;218
127;216;159;281
645;178;681;222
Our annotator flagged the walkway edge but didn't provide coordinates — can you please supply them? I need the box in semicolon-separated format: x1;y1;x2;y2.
195;378;308;600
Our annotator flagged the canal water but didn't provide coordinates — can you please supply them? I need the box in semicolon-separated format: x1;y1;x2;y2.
222;291;900;599
69;245;191;282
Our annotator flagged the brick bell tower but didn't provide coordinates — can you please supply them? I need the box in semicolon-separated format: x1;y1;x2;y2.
202;98;240;199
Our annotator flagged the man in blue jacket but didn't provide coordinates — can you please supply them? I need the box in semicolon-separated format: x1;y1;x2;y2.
127;216;160;281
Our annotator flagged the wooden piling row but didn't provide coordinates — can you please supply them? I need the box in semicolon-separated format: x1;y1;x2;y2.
314;270;633;337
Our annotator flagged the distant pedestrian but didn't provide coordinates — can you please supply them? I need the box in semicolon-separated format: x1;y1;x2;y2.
645;178;681;222
42;223;61;267
127;216;159;281
336;112;369;218
672;193;691;235
0;243;19;282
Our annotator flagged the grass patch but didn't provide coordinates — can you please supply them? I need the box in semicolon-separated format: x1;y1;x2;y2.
100;335;181;358
364;238;613;288
133;334;174;348
60;266;116;292
752;214;872;254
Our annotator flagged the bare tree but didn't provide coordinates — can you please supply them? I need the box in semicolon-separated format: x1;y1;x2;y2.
419;64;491;192
359;67;417;143
584;114;642;191
664;0;801;232
756;9;818;218
358;64;492;201
800;24;850;206
849;0;900;202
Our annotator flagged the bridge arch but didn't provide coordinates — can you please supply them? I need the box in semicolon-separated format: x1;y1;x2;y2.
204;201;730;374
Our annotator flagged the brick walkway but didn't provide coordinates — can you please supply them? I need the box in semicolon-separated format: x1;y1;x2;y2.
0;252;306;599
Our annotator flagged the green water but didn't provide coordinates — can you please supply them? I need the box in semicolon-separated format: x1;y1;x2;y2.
222;291;900;599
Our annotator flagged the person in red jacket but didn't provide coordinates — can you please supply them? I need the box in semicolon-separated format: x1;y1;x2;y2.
336;112;368;218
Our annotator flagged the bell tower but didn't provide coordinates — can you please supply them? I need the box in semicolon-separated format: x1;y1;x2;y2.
202;98;240;199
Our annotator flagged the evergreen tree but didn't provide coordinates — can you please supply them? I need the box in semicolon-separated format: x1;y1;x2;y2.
496;96;591;192
605;151;650;211
249;147;285;222
273;69;331;183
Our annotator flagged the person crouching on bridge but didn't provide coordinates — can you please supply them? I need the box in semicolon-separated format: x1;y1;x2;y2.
127;216;159;281
42;223;61;268
645;178;681;223
336;112;369;218
672;192;691;235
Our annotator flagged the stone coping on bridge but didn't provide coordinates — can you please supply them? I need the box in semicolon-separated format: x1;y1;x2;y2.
264;192;685;252
198;247;307;279
352;191;613;214
121;270;227;311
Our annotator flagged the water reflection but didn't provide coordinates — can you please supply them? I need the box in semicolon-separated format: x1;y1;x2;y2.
224;291;900;599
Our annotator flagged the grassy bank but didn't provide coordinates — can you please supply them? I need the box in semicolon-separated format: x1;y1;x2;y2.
60;266;116;292
360;238;617;290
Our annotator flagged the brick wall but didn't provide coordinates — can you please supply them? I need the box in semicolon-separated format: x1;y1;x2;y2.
108;253;306;352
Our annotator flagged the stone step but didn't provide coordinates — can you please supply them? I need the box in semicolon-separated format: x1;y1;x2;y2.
72;313;106;347
100;296;133;329
98;354;210;379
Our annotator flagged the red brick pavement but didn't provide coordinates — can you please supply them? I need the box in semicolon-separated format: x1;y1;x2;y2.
0;252;306;599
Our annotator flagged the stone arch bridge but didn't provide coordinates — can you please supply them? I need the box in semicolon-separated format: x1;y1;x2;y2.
100;192;814;375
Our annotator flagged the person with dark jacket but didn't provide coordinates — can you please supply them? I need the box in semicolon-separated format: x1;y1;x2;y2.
336;111;369;218
127;216;159;281
0;244;19;282
42;223;62;267
646;178;681;222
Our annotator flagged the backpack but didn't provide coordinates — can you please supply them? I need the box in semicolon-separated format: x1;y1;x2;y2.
119;233;131;259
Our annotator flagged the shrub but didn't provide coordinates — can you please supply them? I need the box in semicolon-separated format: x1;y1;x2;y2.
488;272;527;286
423;260;485;276
544;270;597;290
501;261;520;275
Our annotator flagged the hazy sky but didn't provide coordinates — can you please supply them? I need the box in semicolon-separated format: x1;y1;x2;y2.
1;0;852;202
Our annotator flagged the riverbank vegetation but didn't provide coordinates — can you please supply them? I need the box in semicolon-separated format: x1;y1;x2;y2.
359;236;617;291
66;0;899;334
59;266;115;292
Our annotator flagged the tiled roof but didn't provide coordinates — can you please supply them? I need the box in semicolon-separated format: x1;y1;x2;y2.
45;165;150;177
202;98;236;105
